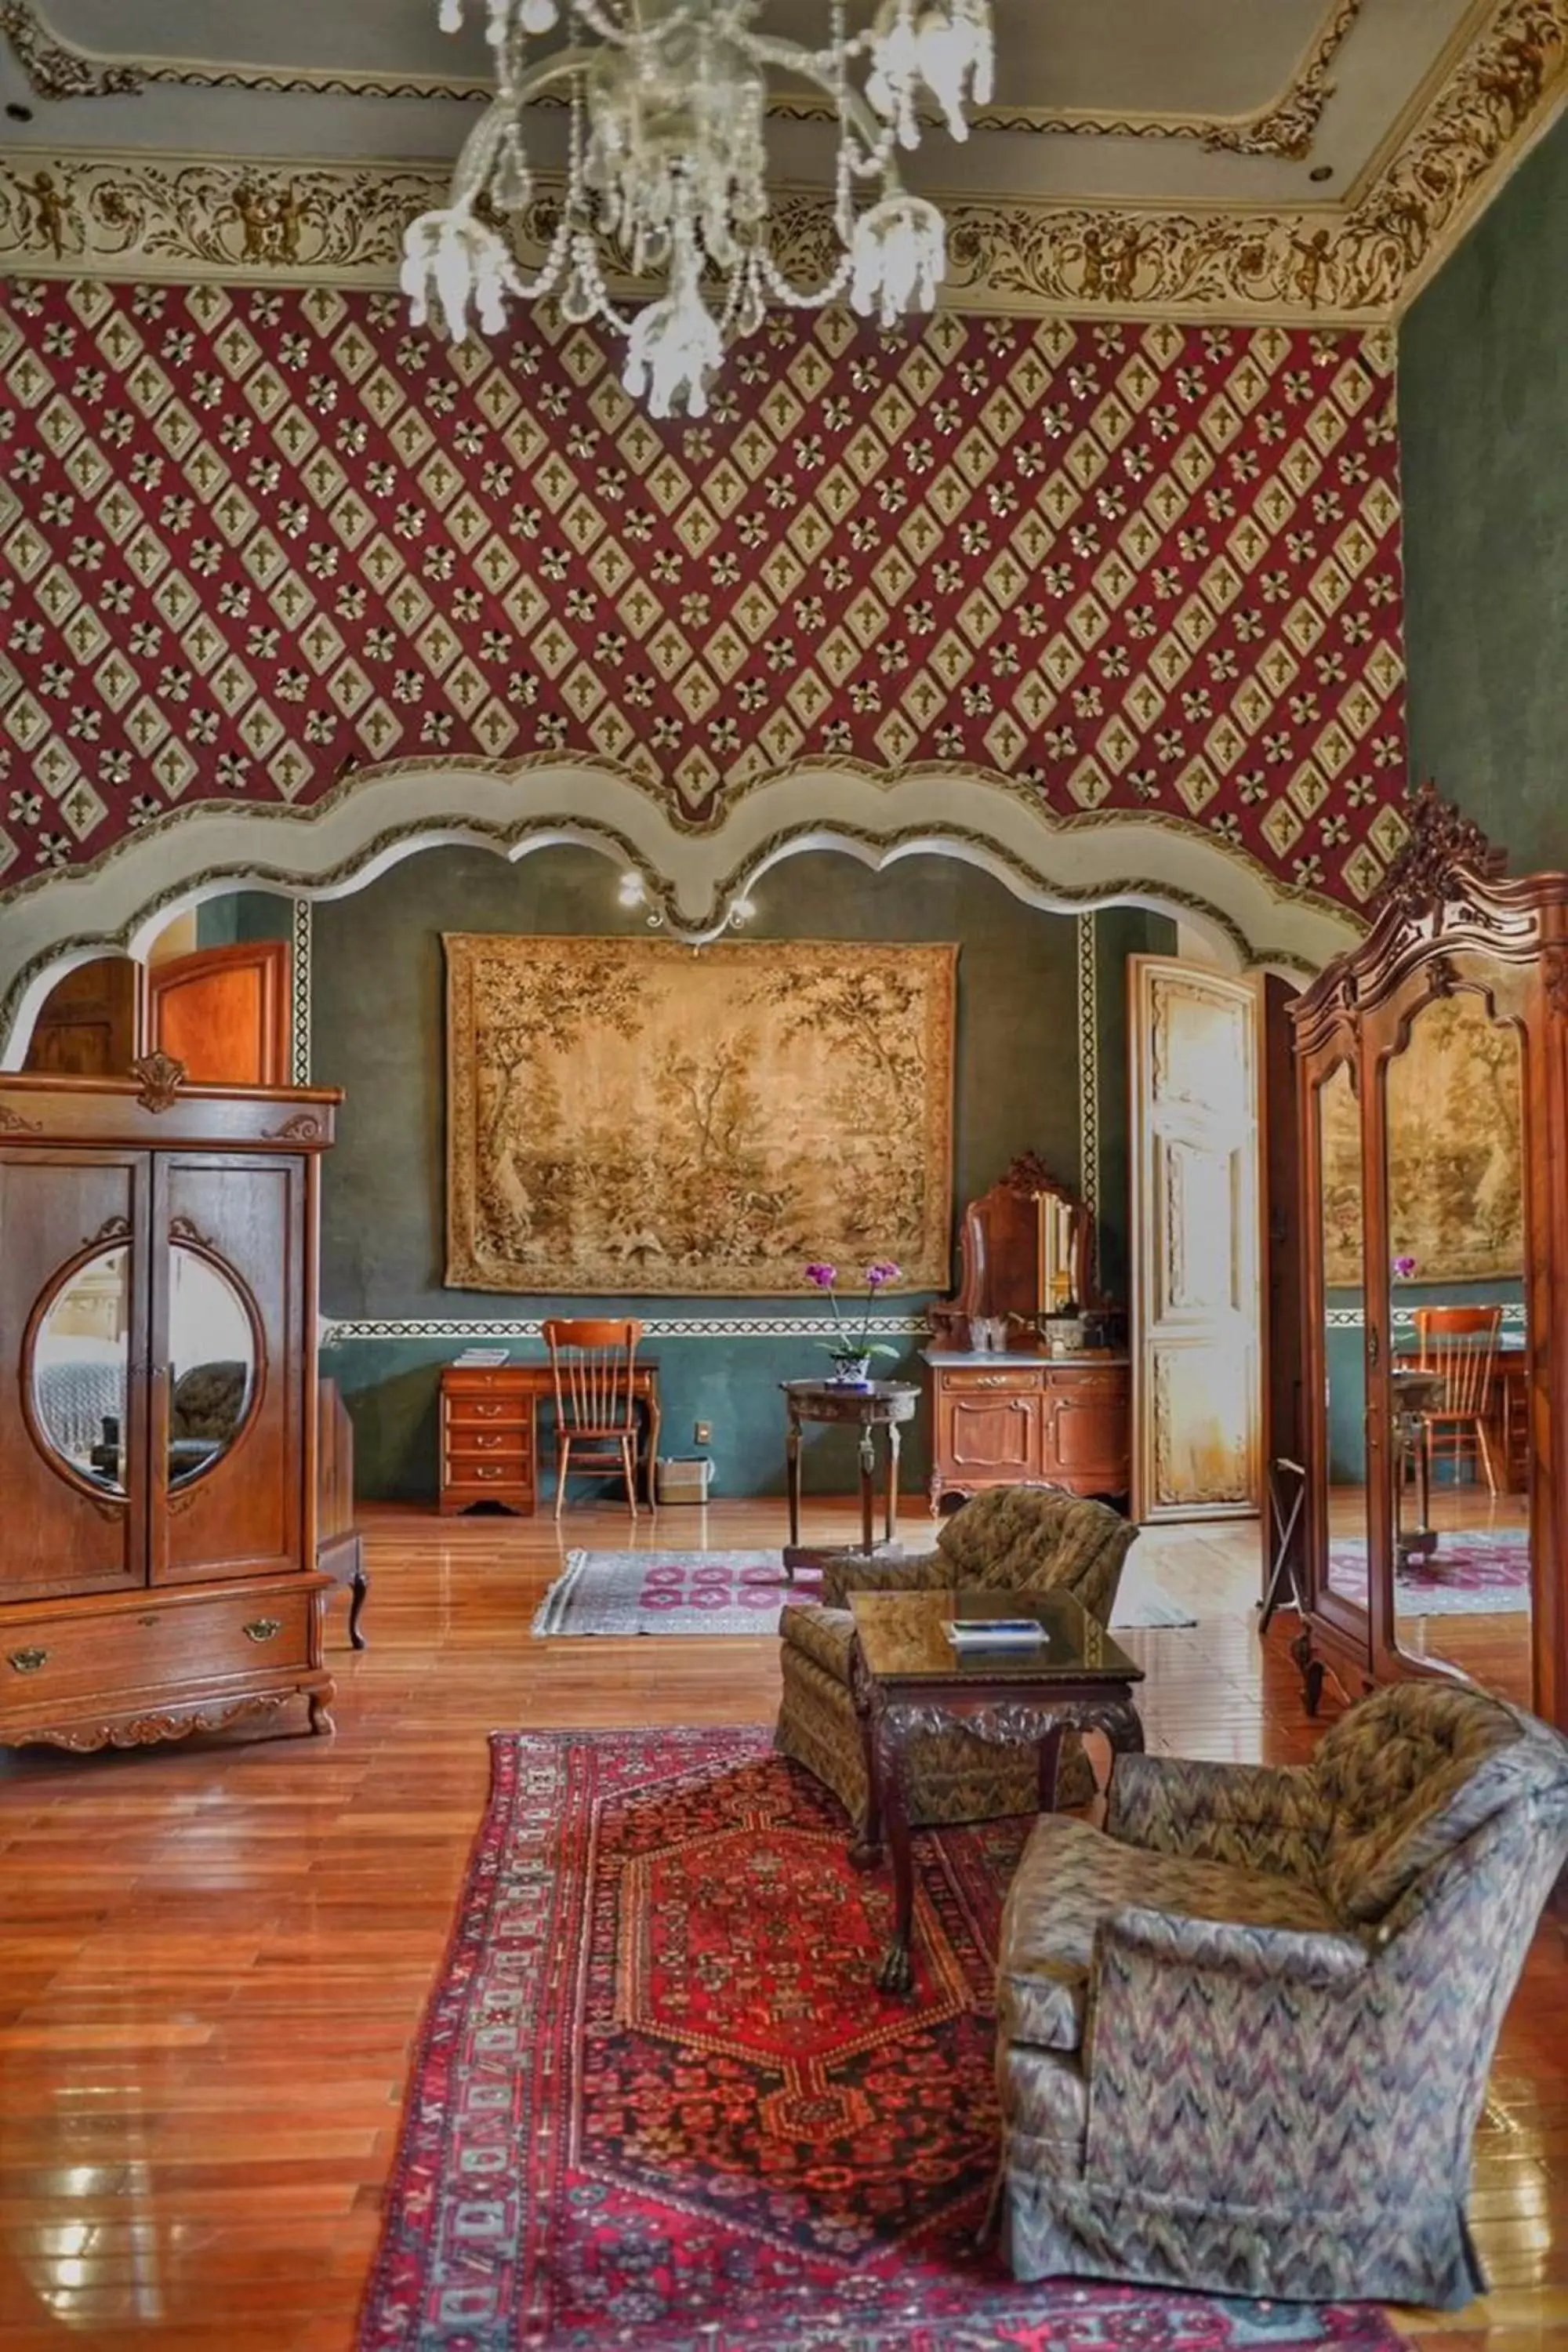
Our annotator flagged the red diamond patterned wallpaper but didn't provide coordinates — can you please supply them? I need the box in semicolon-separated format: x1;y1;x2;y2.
0;278;1407;909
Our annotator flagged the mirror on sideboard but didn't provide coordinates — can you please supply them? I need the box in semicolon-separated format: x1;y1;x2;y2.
1381;979;1530;1710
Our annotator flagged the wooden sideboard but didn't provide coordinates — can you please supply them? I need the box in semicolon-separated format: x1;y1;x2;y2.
437;1362;662;1515
924;1350;1131;1512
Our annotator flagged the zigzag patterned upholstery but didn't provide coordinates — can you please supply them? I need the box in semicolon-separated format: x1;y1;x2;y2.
774;1486;1138;1838
996;1681;1568;2309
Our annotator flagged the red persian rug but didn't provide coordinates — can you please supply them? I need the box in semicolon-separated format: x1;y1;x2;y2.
358;1729;1409;2352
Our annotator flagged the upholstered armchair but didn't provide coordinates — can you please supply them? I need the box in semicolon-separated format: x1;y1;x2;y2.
775;1485;1138;1842
995;1680;1568;2310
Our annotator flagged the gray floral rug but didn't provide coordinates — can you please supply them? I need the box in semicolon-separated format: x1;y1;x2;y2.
532;1548;1196;1637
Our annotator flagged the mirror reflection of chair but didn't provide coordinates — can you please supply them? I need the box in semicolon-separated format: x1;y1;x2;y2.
543;1318;644;1520
1413;1305;1504;1495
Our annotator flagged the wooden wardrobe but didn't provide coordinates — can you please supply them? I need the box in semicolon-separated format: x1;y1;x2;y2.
1290;789;1565;1735
0;1060;341;1751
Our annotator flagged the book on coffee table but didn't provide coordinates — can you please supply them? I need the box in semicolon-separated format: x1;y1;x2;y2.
942;1617;1047;1649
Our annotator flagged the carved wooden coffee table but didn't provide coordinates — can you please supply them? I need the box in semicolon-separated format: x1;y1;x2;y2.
848;1586;1145;1993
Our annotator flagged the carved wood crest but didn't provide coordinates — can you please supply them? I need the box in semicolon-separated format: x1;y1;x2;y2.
129;1051;186;1112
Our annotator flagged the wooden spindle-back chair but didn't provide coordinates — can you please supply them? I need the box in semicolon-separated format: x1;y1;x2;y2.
543;1318;644;1519
1413;1305;1504;1494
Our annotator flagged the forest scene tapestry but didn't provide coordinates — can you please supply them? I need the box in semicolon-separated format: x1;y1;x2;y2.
1321;992;1524;1287
444;936;956;1294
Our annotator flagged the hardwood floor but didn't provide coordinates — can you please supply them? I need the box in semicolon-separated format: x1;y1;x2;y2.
1;1498;1564;2350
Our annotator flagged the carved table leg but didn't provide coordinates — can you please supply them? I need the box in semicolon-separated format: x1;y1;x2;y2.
785;1409;803;1573
885;1420;901;1547
308;1683;336;1737
1036;1720;1065;1814
858;1426;877;1557
873;1702;917;1994
347;1544;368;1650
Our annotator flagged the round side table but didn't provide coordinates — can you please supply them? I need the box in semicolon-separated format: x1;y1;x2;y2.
779;1378;920;1579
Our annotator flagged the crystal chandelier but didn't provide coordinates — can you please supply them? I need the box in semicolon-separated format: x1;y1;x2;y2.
401;0;993;419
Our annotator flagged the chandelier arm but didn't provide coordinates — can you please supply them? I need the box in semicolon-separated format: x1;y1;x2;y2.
755;248;855;310
445;51;594;207
739;34;895;171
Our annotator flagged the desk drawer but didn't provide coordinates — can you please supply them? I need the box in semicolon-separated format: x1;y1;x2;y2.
443;1399;532;1433
442;1370;531;1397
444;1431;532;1466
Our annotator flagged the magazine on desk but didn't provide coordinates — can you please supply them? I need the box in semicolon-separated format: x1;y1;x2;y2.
943;1618;1047;1650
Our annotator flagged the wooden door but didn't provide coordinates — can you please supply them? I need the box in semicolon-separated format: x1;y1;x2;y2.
147;943;290;1086
0;1150;151;1601
23;957;139;1076
1129;959;1261;1522
1259;973;1306;1595
150;1154;306;1585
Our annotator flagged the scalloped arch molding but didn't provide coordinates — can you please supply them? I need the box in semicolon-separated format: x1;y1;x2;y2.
0;760;1359;1065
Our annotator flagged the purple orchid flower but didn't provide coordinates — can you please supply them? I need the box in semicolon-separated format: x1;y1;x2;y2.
804;1261;838;1288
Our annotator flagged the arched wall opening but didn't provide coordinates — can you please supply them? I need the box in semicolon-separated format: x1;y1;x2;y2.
0;761;1357;1066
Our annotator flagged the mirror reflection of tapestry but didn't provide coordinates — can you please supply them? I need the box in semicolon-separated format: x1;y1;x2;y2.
1322;993;1523;1285
445;935;956;1294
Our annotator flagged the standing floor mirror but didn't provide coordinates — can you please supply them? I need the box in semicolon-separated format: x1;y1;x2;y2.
1290;789;1566;1733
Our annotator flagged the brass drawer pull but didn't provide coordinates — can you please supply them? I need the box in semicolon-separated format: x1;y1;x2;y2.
474;1465;503;1481
242;1617;282;1643
471;1403;504;1418
8;1646;49;1674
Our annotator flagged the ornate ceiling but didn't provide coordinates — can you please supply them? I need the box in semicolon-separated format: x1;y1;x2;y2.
0;0;1564;320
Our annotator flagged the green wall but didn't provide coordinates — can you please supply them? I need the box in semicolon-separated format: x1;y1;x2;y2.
196;893;294;948
1400;111;1568;871
300;846;1172;1499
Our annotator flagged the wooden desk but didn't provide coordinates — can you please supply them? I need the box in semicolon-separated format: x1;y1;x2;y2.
438;1362;662;1516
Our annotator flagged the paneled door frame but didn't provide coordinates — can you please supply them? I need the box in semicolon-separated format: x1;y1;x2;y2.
1129;957;1262;1523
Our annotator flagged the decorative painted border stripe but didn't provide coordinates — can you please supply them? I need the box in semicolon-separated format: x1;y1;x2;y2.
1076;910;1100;1255
1325;1304;1526;1330
319;1313;932;1345
289;895;311;1086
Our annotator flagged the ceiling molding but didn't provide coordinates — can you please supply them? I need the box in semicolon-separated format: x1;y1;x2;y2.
0;0;1361;157
0;1;1562;320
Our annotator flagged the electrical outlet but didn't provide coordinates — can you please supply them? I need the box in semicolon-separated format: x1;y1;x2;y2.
694;1421;712;1446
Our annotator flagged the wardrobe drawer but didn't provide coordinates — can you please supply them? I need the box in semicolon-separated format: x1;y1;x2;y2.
0;1586;314;1711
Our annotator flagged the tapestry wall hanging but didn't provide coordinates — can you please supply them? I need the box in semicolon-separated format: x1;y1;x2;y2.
1321;992;1524;1286
445;935;956;1294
